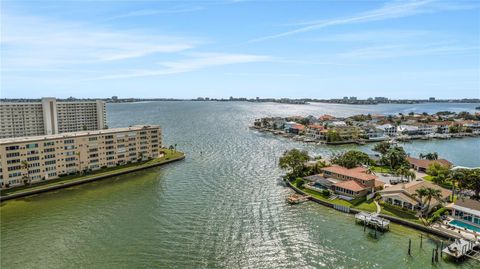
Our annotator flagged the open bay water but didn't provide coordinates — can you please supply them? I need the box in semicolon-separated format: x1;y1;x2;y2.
1;101;479;268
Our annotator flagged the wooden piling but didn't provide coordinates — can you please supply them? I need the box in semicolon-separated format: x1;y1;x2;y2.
440;241;443;257
408;239;411;256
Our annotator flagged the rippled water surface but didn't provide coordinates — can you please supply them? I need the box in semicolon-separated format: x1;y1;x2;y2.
1;102;480;268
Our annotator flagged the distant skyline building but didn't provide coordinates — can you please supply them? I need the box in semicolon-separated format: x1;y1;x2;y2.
0;97;106;138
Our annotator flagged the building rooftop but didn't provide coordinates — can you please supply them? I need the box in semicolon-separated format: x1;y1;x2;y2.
333;180;367;192
0;125;160;144
407;157;453;169
381;180;451;200
322;165;378;181
454;198;480;212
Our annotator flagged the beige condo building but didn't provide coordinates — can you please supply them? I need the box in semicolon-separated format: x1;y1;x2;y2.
0;125;162;189
0;97;107;138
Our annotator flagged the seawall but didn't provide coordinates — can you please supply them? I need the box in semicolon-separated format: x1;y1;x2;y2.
0;155;185;202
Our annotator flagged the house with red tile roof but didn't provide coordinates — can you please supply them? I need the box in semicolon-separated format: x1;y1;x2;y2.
320;165;384;198
305;124;325;140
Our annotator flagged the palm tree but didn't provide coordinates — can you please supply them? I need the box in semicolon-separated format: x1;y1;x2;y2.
450;170;465;202
413;188;428;206
423;188;443;215
395;166;415;182
365;166;376;175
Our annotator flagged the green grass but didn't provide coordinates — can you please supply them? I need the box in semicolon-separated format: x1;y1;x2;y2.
353;199;377;212
292;180;377;210
371;165;393;174
1;149;184;196
423;175;433;181
380;203;423;224
422;175;453;189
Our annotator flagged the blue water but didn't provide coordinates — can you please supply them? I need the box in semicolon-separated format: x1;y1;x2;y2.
449;220;480;233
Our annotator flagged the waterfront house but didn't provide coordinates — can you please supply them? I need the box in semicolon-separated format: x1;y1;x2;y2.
319;114;336;121
305;125;325;140
379;181;451;211
362;125;388;140
284;121;297;132
429;121;452;134
397;125;420;136
320;165;384;199
406;157;453;172
416;124;435;135
451;198;480;227
377;124;397;137
327;125;364;141
463;121;480;134
287;124;305;134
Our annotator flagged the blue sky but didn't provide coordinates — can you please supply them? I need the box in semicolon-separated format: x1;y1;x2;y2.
1;0;479;99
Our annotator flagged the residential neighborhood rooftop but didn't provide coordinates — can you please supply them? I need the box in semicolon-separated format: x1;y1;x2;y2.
407;157;453;169
322;165;378;181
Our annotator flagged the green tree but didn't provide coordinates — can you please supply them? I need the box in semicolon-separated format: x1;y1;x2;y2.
372;141;391;155
326;130;342;142
279;149;311;179
381;146;409;170
331;150;373;169
426;163;450;184
395;166;416;182
422;152;438;160
457;169;480;198
423;188;443;215
449;125;460;133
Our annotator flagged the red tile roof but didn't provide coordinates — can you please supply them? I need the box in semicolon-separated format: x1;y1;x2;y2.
319;114;335;121
333;180;367;192
321;165;378;181
307;124;324;130
292;124;305;130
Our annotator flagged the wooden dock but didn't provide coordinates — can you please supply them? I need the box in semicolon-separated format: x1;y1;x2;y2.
287;194;309;204
442;238;480;261
355;212;390;231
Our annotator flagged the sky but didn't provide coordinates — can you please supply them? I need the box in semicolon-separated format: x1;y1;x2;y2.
1;0;479;99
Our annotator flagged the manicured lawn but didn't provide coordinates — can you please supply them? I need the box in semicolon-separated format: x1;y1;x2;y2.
422;175;453;189
301;188;352;207
1;149;184;196
353;199;377;212
371;165;393;174
292;180;376;209
380;204;423;224
423;175;433;181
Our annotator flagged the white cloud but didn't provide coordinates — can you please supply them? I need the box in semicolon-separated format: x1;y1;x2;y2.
310;29;431;43
90;53;272;80
1;14;199;68
104;7;204;21
339;43;479;59
250;0;475;42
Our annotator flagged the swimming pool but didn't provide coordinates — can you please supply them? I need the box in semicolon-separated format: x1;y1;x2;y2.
449;219;480;233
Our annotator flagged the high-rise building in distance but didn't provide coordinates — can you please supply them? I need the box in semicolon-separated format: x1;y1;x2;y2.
0;97;107;138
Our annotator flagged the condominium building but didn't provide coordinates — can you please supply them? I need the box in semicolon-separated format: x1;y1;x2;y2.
0;125;162;189
0;97;106;138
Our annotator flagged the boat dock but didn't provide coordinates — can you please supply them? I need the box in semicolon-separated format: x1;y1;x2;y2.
355;212;390;231
442;238;480;261
287;193;309;204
